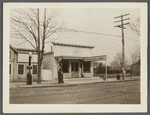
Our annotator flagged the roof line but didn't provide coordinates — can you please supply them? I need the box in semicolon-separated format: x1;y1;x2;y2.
10;45;18;53
52;41;95;48
54;55;105;58
15;47;37;52
43;51;54;55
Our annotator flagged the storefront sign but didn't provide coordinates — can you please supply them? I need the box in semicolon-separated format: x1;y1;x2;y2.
84;55;106;61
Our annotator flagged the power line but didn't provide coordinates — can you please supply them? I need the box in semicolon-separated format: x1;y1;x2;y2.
63;28;122;37
14;31;140;46
58;27;140;42
11;27;139;47
45;26;122;37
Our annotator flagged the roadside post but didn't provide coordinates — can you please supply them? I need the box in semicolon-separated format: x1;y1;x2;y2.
57;58;64;83
27;52;32;85
105;55;107;83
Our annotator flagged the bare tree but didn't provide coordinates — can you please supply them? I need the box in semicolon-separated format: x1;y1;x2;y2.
129;17;140;36
110;52;129;71
110;52;122;70
11;8;64;83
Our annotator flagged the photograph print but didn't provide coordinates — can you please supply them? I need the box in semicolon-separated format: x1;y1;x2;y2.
4;3;147;113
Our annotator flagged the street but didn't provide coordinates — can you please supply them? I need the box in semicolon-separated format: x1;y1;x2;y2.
10;80;140;104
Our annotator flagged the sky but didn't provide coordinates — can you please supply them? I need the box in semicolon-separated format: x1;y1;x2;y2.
10;8;140;65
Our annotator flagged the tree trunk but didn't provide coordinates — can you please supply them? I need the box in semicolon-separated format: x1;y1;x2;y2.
37;8;41;84
37;51;41;84
37;64;41;83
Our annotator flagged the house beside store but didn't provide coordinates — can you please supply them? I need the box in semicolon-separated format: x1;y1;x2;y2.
9;45;38;82
9;45;18;81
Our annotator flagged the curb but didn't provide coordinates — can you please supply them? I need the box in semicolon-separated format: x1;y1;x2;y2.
71;79;140;86
11;79;140;88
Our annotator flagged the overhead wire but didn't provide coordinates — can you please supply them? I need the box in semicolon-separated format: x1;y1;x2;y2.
63;28;140;42
11;27;140;47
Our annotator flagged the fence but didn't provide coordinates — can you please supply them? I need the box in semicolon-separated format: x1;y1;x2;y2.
94;73;131;78
41;69;53;81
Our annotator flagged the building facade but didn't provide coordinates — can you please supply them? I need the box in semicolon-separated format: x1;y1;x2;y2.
9;45;18;81
9;46;38;82
43;42;105;80
10;42;106;82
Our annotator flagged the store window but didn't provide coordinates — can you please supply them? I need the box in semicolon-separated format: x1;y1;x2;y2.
62;60;69;73
33;65;37;74
18;64;24;74
84;62;91;73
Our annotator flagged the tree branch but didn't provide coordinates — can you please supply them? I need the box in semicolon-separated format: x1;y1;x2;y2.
12;26;37;51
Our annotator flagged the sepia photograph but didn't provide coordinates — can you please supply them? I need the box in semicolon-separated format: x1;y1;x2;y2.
3;3;147;113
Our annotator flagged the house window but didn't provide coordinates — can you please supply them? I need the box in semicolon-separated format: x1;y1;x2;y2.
33;65;37;74
62;60;69;73
84;62;91;73
18;65;24;74
9;64;11;74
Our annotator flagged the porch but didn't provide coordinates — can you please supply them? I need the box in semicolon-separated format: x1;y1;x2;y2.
60;59;93;79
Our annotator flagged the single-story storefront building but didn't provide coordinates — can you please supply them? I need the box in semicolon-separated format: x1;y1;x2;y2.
42;42;106;81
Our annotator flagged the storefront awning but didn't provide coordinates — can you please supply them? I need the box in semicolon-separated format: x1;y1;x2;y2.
55;55;106;61
55;56;84;60
83;55;106;61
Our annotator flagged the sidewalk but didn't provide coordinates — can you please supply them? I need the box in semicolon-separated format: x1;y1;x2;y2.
10;76;140;88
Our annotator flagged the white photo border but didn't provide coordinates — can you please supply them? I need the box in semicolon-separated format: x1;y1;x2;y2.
3;3;147;113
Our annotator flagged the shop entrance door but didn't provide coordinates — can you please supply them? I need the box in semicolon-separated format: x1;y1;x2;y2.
71;62;79;78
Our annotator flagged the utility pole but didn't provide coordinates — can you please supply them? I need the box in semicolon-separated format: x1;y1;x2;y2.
37;8;41;84
114;14;130;80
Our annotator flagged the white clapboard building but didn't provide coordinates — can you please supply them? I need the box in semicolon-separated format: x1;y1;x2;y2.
9;45;38;81
10;42;106;82
42;42;106;81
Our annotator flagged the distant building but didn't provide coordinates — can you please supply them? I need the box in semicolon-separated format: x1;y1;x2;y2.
132;59;140;76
